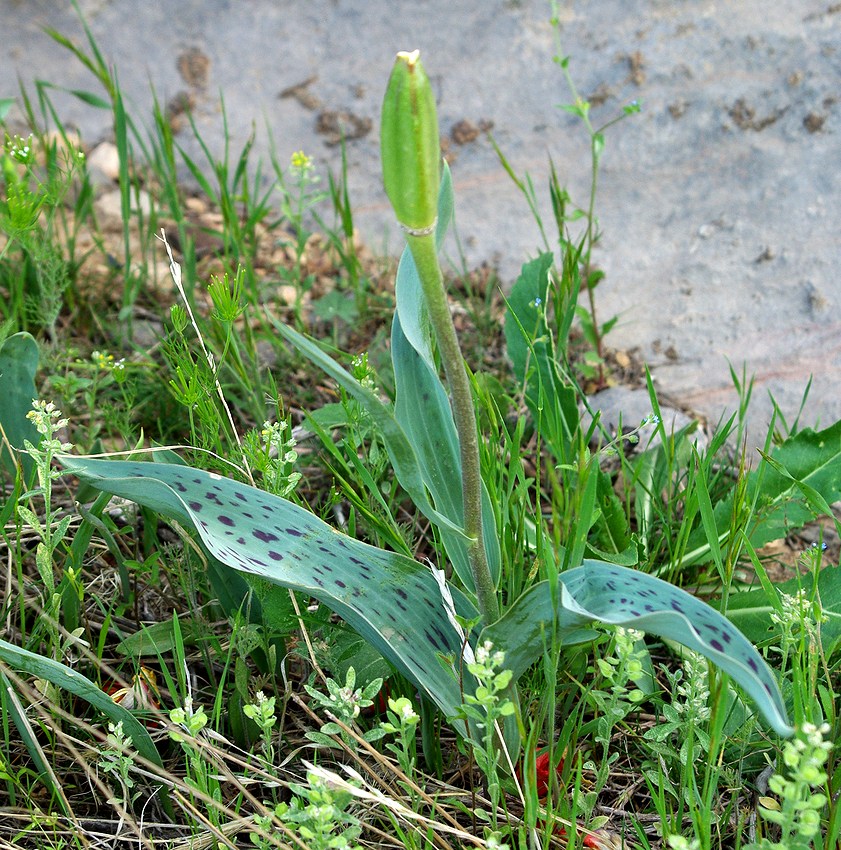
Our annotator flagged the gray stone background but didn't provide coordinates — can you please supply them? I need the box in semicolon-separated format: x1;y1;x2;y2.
3;0;840;449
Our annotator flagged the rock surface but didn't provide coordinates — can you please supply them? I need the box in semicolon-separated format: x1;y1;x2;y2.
2;0;839;450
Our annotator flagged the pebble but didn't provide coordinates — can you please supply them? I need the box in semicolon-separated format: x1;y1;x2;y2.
86;141;120;183
95;188;153;220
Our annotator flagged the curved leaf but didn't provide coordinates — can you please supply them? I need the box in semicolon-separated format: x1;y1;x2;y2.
58;455;475;718
0;332;40;481
269;318;466;540
392;308;501;591
0;638;162;765
482;560;792;737
390;164;501;590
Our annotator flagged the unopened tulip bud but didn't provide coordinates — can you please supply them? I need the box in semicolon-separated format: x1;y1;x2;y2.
380;50;440;235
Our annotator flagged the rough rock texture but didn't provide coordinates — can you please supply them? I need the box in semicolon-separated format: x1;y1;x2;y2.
2;0;838;449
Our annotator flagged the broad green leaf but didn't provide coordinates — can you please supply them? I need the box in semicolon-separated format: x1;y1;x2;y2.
727;564;841;656
58;455;475;718
482;560;792;737
686;421;841;561
116;618;208;657
389;167;501;589
504;253;580;463
205;549;298;638
0;332;39;481
394;163;454;370
0;638;163;765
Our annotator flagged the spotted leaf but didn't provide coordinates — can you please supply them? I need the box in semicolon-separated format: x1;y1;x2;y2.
482;560;792;737
58;455;475;718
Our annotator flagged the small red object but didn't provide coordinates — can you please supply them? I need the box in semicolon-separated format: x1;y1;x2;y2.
518;748;563;797
104;667;160;711
520;748;605;848
534;750;557;797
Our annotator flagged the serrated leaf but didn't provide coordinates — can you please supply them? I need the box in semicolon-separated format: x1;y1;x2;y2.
58;455;475;719
482;560;792;737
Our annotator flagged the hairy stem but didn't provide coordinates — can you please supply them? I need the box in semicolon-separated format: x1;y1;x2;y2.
405;231;499;625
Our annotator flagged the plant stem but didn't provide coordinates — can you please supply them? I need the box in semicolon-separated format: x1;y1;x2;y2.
405;231;500;625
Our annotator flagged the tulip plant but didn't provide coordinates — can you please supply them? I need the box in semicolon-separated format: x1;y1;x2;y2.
381;50;499;626
59;52;792;776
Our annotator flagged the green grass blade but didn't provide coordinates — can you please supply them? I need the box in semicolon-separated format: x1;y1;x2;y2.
0;639;163;766
0;670;70;815
0;332;39;482
268;318;466;539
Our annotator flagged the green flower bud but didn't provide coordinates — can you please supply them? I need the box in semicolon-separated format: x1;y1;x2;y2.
380;50;441;234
